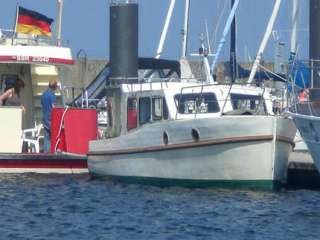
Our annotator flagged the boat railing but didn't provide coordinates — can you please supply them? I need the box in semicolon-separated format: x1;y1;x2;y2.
173;92;280;119
288;93;320;117
108;76;283;117
0;28;70;47
109;76;203;90
287;56;320;116
62;86;82;103
288;86;319;117
174;81;279;119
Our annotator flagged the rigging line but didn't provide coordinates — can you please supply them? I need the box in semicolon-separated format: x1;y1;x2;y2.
257;63;287;82
204;18;211;54
210;0;228;51
210;0;240;79
248;0;282;84
211;0;228;49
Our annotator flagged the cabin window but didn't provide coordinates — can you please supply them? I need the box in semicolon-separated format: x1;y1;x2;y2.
139;97;151;125
174;93;220;114
152;97;163;121
230;94;266;113
127;98;137;130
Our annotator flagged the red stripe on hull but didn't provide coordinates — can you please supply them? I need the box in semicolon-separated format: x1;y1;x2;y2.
0;153;87;169
0;56;74;65
0;161;87;169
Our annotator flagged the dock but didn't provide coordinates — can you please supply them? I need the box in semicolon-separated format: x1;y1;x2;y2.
287;151;320;190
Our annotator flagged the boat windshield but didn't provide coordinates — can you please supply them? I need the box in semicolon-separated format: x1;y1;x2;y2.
174;93;220;114
230;94;266;113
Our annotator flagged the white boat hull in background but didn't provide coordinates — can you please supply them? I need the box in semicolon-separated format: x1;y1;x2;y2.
88;116;296;189
290;113;320;172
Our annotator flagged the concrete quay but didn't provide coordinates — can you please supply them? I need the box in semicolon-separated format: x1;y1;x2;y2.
287;151;320;190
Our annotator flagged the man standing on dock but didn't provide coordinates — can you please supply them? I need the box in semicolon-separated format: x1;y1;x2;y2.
41;80;58;153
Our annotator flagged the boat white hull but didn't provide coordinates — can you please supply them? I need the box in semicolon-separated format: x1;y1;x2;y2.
88;116;296;189
290;113;320;172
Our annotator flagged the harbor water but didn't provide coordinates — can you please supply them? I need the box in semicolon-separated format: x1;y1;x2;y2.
1;174;320;240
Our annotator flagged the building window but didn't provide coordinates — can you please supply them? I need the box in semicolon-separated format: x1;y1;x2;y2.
127;98;137;130
174;93;220;114
139;97;151;125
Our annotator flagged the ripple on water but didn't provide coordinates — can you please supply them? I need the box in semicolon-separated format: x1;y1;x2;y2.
0;174;319;239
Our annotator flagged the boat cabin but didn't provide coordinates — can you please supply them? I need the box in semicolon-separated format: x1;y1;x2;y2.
108;81;274;136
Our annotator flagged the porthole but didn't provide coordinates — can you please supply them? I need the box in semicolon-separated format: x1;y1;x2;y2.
191;128;200;142
163;131;169;145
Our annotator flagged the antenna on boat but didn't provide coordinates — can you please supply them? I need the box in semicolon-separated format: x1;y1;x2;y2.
204;18;211;55
155;0;176;59
199;34;213;83
247;0;282;84
56;0;64;46
291;0;298;54
181;0;190;58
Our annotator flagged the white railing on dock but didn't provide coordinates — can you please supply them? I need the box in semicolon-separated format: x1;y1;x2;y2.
0;28;69;47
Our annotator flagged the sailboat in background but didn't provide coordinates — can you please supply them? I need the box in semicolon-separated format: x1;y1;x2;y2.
288;0;320;173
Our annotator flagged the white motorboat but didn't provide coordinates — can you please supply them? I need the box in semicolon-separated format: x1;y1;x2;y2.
88;0;296;189
88;81;296;189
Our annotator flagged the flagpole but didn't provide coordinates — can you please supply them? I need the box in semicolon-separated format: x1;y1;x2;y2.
56;0;63;46
12;3;19;45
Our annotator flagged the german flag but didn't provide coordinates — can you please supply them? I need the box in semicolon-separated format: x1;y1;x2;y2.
16;7;54;37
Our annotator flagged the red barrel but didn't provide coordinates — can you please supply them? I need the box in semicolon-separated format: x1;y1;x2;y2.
51;107;98;154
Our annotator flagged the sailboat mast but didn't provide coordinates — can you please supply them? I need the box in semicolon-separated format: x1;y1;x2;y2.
310;0;320;88
291;0;298;53
210;0;240;83
230;0;237;83
181;0;190;58
247;0;282;84
155;0;176;59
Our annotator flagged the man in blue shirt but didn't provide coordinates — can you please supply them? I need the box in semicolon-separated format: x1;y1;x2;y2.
41;80;57;153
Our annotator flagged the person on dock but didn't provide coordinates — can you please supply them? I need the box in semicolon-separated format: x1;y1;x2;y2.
41;80;58;153
0;78;25;111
